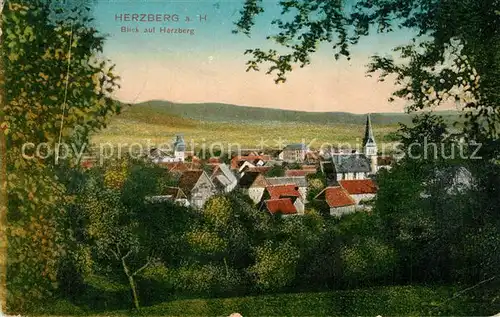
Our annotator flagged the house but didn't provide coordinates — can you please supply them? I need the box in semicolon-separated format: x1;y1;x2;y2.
320;160;339;186
331;154;372;181
149;148;181;164
243;166;272;175
238;171;269;204
421;165;475;197
319;145;339;159
279;143;309;162
150;134;187;163
305;151;321;164
339;179;378;208
178;170;218;209
314;186;356;217
238;161;257;173
145;187;190;207
261;184;305;214
211;163;238;193
265;176;308;202
264;198;299;216
149;148;170;162
231;155;271;170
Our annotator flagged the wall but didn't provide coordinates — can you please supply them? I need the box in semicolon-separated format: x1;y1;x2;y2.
330;205;356;217
191;174;217;209
351;193;376;205
248;187;265;204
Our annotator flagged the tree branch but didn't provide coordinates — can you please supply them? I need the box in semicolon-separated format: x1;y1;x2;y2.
132;256;153;277
122;249;133;261
109;248;120;261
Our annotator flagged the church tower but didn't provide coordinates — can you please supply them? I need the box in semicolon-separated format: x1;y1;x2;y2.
173;134;186;162
362;114;378;173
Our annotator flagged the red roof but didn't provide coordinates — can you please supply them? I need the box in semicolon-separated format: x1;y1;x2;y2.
285;169;316;177
316;187;356;208
265;198;297;215
160;162;200;172
266;184;301;200
339;179;378;195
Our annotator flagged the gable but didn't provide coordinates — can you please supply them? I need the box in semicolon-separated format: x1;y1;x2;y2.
193;171;215;191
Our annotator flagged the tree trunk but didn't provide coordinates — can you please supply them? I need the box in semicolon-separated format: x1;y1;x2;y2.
0;0;8;312
121;256;140;310
127;275;140;310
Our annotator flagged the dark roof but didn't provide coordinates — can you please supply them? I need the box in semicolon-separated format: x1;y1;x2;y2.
320;161;338;186
163;187;188;199
178;170;204;193
362;114;376;146
238;172;267;188
332;154;371;173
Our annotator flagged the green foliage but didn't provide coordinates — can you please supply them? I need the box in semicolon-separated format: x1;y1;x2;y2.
2;0;120;309
340;238;397;286
306;176;325;201
265;165;285;177
249;240;300;291
76;158;175;309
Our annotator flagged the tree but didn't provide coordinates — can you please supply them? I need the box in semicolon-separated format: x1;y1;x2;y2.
0;0;120;310
265;165;286;177
249;240;300;291
0;0;7;310
79;159;169;310
234;0;500;143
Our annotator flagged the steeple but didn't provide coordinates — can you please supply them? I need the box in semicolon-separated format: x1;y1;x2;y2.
363;114;378;163
362;113;376;147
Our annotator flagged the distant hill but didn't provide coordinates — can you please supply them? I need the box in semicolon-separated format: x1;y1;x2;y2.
119;100;461;126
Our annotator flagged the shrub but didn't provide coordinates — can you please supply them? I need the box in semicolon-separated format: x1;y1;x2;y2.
341;238;397;287
141;263;244;296
249;241;300;291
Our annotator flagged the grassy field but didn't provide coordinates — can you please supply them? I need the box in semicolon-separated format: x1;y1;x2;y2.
92;101;404;152
28;284;494;316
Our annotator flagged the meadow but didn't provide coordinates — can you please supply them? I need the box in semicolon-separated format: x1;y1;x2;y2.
29;281;493;317
91;101;406;153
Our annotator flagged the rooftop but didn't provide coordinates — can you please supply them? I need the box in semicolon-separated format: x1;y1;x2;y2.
339;179;378;195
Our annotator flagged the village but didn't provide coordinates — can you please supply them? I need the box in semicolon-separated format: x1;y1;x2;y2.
146;115;393;217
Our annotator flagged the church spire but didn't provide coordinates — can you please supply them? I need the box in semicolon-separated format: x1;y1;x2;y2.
363;113;376;147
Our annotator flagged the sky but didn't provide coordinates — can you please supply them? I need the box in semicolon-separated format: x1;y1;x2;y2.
93;0;416;114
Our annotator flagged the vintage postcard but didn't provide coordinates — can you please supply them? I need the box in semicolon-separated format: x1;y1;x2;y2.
0;0;499;316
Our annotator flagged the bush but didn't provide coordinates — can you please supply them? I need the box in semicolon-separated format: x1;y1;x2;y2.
249;241;300;291
340;238;397;287
140;263;244;297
